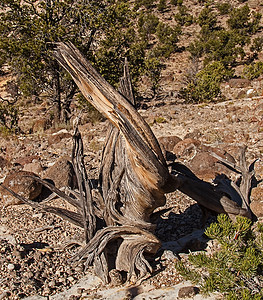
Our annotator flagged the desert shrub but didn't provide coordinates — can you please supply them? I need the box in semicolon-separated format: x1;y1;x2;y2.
155;22;181;57
180;61;232;103
174;5;194;26
243;62;263;80
216;2;231;15
189;26;249;66
227;5;262;34
144;53;163;96
0;102;19;133
138;13;160;39
170;0;183;5
198;7;217;30
250;37;263;53
134;0;154;9
227;5;250;30
158;0;167;12
175;214;263;299
186;2;262;105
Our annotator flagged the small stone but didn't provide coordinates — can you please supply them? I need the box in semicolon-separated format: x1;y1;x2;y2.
67;276;75;282
42;287;51;296
16;245;25;252
178;286;200;298
48;130;71;146
75;265;83;273
0;291;11;300
161;250;177;261
7;263;15;271
109;269;123;286
77;288;85;295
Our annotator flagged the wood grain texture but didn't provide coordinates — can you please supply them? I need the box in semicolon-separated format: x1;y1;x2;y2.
0;42;255;284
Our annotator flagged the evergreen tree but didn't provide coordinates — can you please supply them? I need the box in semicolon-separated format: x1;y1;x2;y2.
0;0;183;121
175;214;263;299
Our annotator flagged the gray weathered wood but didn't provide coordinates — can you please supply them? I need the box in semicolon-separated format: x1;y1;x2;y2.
1;42;255;284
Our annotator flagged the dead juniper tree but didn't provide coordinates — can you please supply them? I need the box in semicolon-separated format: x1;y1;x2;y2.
1;42;256;284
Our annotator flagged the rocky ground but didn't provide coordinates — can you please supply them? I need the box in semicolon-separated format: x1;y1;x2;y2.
0;91;263;299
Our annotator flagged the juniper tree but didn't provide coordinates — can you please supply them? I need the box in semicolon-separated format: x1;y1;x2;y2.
176;214;263;299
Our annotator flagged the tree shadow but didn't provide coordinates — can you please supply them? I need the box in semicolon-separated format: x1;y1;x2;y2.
155;203;217;255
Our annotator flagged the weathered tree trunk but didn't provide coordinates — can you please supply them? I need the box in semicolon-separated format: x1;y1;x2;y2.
1;42;256;284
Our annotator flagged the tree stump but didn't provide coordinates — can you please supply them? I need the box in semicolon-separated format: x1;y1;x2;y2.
1;42;256;284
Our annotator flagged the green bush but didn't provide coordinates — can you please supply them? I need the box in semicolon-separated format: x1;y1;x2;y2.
144;53;163;96
198;7;217;30
158;0;167;12
175;214;263;299
174;5;194;26
134;0;154;9
155;23;181;57
138;13;160;39
170;0;183;6
227;5;250;30
189;26;249;66
227;5;262;34
250;37;263;53
180;61;232;103
243;62;263;80
216;2;231;15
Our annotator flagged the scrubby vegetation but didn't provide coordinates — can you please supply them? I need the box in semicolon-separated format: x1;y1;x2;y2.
0;0;262;127
243;62;263;80
175;214;263;299
183;2;262;103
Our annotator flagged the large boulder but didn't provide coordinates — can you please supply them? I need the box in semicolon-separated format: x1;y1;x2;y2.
250;186;263;218
171;138;236;181
44;157;77;189
0;171;42;206
158;136;182;152
48;129;72;146
14;155;41;167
